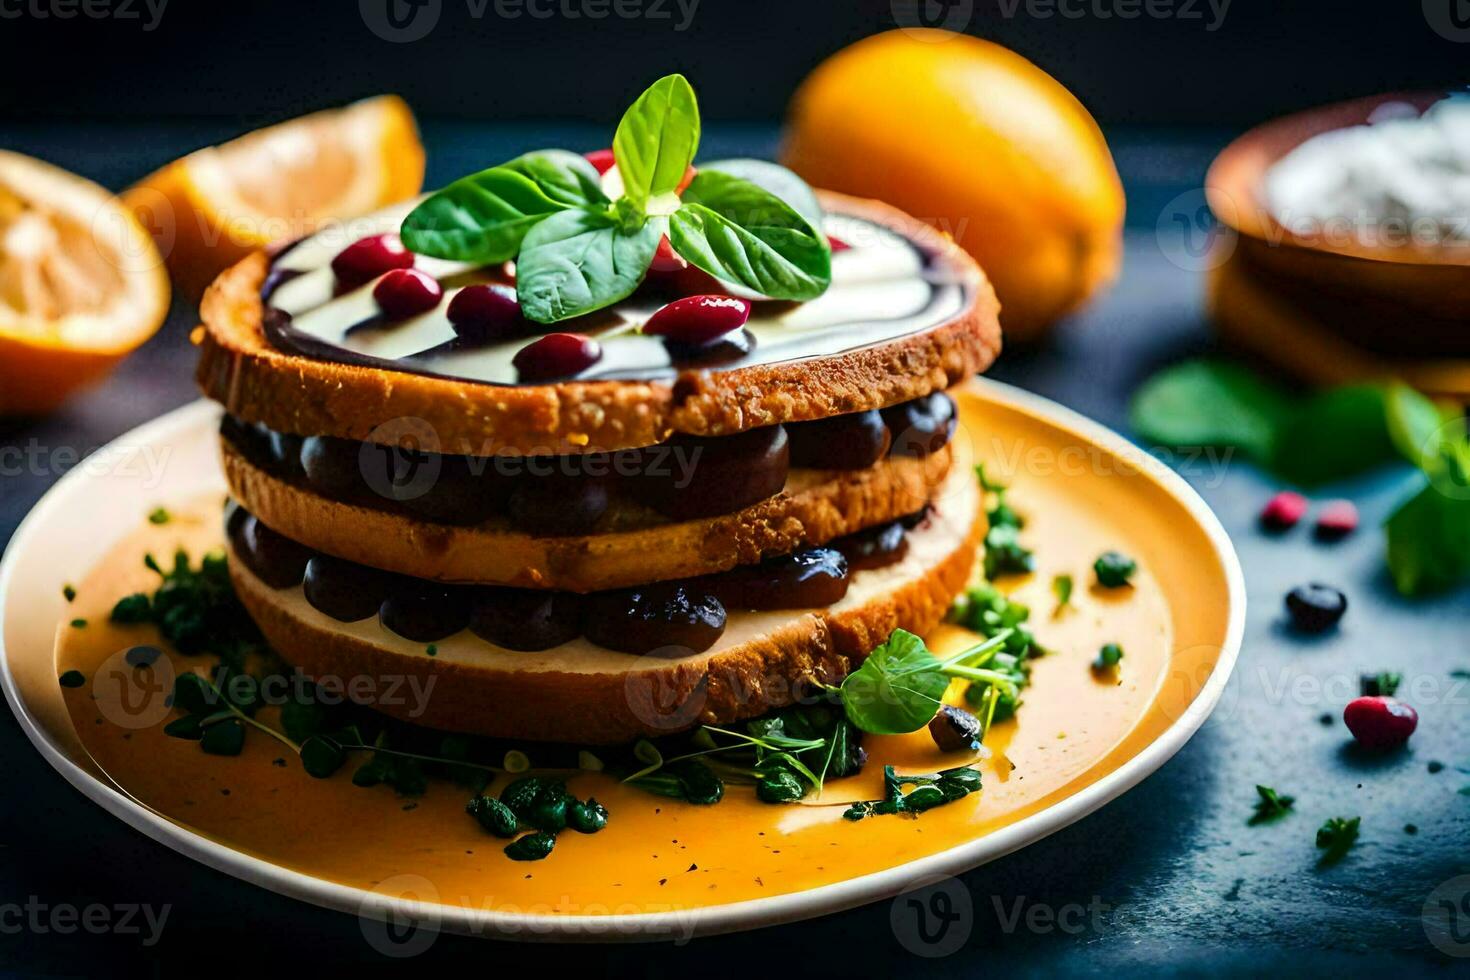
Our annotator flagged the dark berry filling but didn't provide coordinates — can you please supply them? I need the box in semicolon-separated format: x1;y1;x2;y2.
220;391;952;531
228;506;908;656
835;520;909;571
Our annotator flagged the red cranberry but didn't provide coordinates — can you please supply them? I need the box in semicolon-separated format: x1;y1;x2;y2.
512;333;602;383
828;235;852;252
373;268;443;318
447;283;525;341
1343;695;1417;750
584;148;616;175
643;295;751;345
331;233;414;288
648;236;687;273
1315;499;1359;541
1260;491;1308;531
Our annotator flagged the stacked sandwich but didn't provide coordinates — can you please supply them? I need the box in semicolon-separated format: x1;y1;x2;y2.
195;95;1000;746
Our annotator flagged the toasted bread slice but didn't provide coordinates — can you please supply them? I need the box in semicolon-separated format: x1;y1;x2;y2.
222;434;954;591
228;457;981;743
197;192;1001;457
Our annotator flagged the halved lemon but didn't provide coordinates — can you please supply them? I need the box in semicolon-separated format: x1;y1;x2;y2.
0;151;170;416
123;95;425;299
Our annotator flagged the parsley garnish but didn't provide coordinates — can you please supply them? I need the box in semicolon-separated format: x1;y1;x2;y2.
1093;643;1125;674
1093;551;1137;588
1248;785;1295;825
975;465;1034;578
1052;573;1074;611
147;507;172;525
1315;816;1361;865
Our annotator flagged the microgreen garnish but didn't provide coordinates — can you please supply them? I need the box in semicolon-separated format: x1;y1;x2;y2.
1052;574;1074;611
147;507;171;525
842;765;982;821
1092;643;1124;674
1093;551;1136;588
70;618;87;629
401;74;830;324
1248;785;1295;825
1360;672;1402;697
107;548;262;673
62;584;76;602
840;629;1014;735
1315;816;1361;865
975;465;1034;578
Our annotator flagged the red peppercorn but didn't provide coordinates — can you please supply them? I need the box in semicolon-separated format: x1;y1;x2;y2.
446;283;525;340
1315;499;1359;541
584;148;616;175
331;233;414;288
512;333;602;383
643;295;752;346
372;268;443;318
1260;490;1308;531
1343;695;1417;750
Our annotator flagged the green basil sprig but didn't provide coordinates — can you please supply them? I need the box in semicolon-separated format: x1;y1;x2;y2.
399;74;832;324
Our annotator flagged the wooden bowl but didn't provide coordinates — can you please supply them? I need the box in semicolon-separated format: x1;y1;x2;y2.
1205;91;1470;364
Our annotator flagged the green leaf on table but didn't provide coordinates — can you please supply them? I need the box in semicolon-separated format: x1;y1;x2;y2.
499;150;608;209
839;629;948;735
1129;360;1291;462
401;166;571;263
1385;382;1451;470
515;208;665;323
670;169;831;300
700;158;824;230
1270;385;1396;486
612;73;700;211
1385;479;1470;596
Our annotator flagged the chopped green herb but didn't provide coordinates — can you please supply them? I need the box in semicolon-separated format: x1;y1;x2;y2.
974;466;1034;578
567;798;609;834
69;618;87;629
58;670;85;689
62;584;77;602
504;831;557;862
840;629;1014;735
1248;785;1295;825
147;507;172;525
1315;816;1361;865
1093;551;1137;588
1052;574;1074;610
1093;643;1124;674
843;765;982;821
467;796;520;838
110;593;151;624
1360;672;1402;697
425;644;437;657
200;717;246;756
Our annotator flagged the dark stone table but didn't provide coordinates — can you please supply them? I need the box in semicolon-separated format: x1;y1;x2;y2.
1;123;1466;976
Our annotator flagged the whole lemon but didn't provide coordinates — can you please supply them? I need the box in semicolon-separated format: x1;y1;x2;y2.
783;30;1125;342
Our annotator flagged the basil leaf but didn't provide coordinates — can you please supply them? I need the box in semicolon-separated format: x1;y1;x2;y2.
1270;385;1396;486
701;158;824;230
670;170;831;300
840;629;947;735
402;167;570;263
1385;382;1453;471
516;208;664;323
1386;479;1470;595
1129;359;1291;462
612;73;700;210
500;150;608;209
